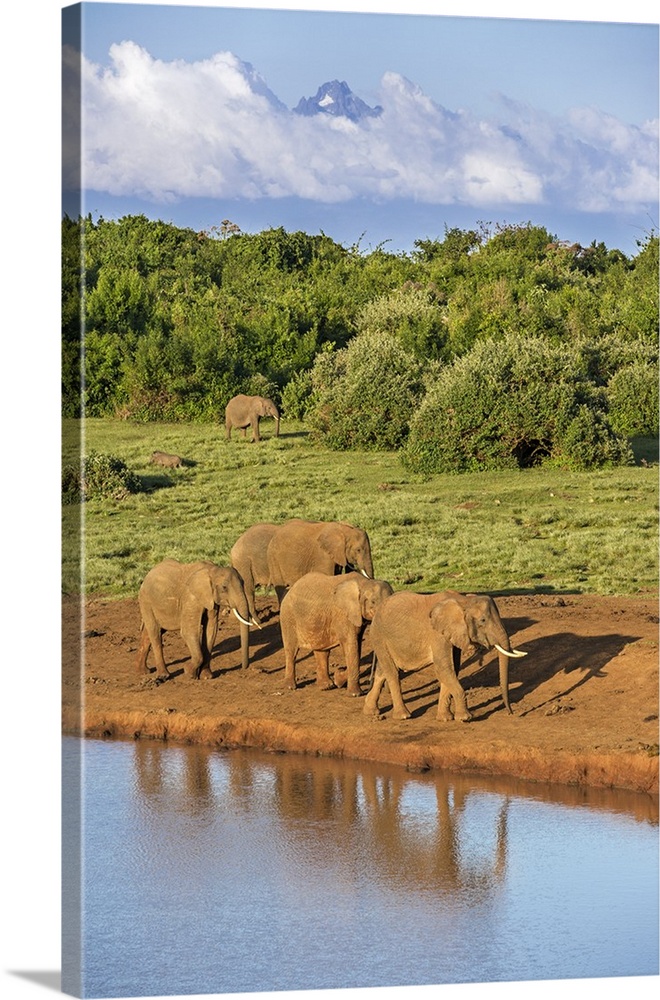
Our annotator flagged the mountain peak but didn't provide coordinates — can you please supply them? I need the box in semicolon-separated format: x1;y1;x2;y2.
293;80;382;122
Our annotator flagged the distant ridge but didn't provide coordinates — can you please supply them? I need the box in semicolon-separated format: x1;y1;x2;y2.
293;80;383;122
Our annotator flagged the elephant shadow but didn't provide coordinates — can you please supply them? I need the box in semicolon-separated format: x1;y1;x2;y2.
461;627;643;717
278;430;309;441
207;629;252;677
232;616;285;673
503;629;643;715
376;624;643;721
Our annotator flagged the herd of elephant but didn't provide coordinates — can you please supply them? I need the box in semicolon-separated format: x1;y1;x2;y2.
136;517;528;722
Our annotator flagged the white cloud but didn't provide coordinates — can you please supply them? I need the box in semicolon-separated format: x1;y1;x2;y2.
69;42;658;214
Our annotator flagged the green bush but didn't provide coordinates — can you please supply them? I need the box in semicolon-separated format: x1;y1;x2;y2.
306;331;427;450
607;361;659;437
355;283;447;359
402;334;633;473
63;452;142;504
244;373;280;405
281;369;314;419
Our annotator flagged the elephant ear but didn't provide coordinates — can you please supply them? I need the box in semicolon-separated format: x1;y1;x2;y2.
334;578;364;629
430;599;471;651
317;523;347;567
187;567;217;611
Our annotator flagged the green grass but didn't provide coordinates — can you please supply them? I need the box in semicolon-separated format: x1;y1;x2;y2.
62;418;659;599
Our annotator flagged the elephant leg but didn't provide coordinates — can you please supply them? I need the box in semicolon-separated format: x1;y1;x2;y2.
339;635;362;697
365;647;410;720
363;662;388;717
313;649;334;690
433;660;471;722
274;585;288;610
140;616;170;680
338;623;368;693
252;418;261;442
202;611;219;676
180;623;206;680
151;628;170;680
436;684;454;721
284;643;299;690
135;627;152;674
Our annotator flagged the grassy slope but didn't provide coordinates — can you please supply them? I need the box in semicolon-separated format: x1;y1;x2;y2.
62;418;659;599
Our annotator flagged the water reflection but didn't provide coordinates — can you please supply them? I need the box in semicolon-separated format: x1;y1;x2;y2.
132;738;659;824
131;739;657;906
72;737;658;997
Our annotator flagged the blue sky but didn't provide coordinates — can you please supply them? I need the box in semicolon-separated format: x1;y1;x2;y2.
78;2;658;123
64;2;660;253
62;0;659;255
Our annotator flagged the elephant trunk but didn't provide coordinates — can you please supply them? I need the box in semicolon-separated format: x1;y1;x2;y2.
239;620;249;671
228;583;253;670
496;646;512;715
361;550;374;579
489;624;514;714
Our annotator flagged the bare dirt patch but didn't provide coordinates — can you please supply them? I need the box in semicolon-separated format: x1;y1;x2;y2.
63;592;659;794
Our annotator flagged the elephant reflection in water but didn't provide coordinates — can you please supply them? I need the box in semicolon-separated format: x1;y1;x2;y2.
131;744;510;900
272;757;510;898
133;742;216;817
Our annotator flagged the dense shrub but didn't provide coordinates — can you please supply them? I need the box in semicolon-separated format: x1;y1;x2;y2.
243;373;280;405
306;331;427;450
576;333;658;387
607;361;660;437
402;335;633;473
62;452;142;504
355;283;448;359
64;216;658;429
281;369;314;420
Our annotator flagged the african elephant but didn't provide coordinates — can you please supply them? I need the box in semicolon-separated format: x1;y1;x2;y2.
267;519;374;606
279;572;394;695
135;559;255;680
230;518;375;623
230;522;279;622
225;393;280;442
364;590;527;721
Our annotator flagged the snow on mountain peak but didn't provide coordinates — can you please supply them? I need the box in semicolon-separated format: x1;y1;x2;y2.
293;80;383;122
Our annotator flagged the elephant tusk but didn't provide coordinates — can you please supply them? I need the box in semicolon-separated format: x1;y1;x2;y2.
250;617;263;630
361;570;371;578
232;608;254;628
494;643;528;658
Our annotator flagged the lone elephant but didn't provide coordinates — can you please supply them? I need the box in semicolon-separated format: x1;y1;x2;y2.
364;590;527;721
135;559;255;680
279;572;394;695
230;518;375;622
225;394;280;442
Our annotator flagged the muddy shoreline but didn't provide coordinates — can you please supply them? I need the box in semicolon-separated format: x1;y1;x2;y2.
63;592;660;795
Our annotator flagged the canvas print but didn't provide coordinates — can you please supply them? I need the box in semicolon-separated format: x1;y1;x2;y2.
61;2;659;999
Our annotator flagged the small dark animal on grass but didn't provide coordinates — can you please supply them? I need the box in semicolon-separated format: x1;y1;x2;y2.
150;450;185;468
